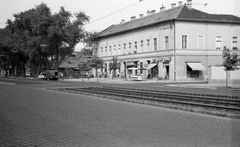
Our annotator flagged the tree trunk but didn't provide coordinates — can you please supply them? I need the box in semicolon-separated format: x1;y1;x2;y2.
37;57;44;76
55;47;59;70
96;68;98;82
82;70;84;82
226;70;228;88
22;62;26;77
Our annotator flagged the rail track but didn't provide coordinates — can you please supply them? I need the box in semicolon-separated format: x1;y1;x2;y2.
57;86;240;116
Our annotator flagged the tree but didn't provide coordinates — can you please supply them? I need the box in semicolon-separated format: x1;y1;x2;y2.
222;47;238;88
47;6;90;70
77;59;90;82
109;56;120;79
0;3;90;76
89;55;104;82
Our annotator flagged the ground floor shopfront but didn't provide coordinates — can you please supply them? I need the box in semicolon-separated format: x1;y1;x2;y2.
95;50;224;81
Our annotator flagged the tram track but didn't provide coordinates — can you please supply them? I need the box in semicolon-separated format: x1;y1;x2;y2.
53;86;240;118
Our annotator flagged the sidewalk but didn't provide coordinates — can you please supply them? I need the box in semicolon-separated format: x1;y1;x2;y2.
63;77;240;90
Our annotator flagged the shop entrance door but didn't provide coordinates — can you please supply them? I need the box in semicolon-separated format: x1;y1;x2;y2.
165;65;169;80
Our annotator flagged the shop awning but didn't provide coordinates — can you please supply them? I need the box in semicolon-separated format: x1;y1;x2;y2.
147;63;157;70
128;67;138;70
187;62;205;70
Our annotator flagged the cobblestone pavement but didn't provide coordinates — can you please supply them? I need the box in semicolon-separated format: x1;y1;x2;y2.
0;83;240;147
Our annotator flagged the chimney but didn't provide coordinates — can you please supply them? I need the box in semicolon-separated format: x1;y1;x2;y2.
139;14;144;18
160;5;165;12
147;10;151;16
151;10;156;14
187;0;192;9
178;1;182;6
131;16;136;20
171;3;176;8
120;19;125;23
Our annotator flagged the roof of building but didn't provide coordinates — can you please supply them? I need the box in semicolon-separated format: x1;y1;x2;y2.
98;4;240;38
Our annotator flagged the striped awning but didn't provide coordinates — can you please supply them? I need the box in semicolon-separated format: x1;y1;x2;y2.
187;62;205;70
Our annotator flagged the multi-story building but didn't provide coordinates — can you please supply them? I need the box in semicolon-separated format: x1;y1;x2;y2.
95;0;240;81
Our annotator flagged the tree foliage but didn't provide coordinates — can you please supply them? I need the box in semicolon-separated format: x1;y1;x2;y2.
0;3;90;76
222;47;238;71
89;55;104;82
222;47;238;88
109;56;120;79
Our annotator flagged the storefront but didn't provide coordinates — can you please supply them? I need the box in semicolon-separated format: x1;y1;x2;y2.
186;62;205;79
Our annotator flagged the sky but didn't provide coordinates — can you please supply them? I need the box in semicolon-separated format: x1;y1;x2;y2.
0;0;240;50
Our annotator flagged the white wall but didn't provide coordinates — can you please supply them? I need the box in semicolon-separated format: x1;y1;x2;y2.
175;21;240;50
209;66;240;84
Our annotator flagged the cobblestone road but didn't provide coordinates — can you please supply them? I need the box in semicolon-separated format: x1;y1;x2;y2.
0;83;240;147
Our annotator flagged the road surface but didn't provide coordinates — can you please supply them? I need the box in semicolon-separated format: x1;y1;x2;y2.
0;77;240;146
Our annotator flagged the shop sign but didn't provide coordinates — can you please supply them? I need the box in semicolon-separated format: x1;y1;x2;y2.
163;57;171;62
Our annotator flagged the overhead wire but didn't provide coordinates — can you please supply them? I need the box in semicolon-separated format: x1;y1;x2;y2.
86;1;143;25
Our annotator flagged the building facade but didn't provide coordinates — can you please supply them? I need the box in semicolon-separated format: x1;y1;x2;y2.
95;0;240;81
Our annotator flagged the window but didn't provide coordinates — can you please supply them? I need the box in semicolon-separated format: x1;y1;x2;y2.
118;44;121;55
105;47;107;56
109;46;112;56
147;39;150;46
232;36;238;50
147;39;150;51
154;38;157;51
101;47;103;56
197;35;204;49
215;36;222;49
165;36;169;50
123;43;126;54
140;40;143;52
129;42;131;54
134;41;137;53
113;45;116;55
182;35;187;49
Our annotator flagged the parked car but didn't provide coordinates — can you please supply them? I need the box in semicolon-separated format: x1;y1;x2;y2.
25;72;31;77
37;72;47;80
37;70;59;80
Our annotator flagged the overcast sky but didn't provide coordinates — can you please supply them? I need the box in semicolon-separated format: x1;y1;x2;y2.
0;0;239;50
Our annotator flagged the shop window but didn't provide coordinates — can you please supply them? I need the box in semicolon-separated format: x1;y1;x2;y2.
108;63;111;74
187;65;199;78
139;62;143;74
105;63;107;73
